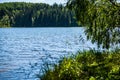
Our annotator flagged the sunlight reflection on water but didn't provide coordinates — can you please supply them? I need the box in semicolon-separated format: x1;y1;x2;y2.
0;28;96;80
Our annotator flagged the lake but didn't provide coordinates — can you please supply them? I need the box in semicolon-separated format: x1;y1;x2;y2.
0;28;96;80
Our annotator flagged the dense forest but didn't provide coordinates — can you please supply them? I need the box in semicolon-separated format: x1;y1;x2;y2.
0;2;78;27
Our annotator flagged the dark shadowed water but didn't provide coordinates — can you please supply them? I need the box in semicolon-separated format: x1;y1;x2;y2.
0;28;96;80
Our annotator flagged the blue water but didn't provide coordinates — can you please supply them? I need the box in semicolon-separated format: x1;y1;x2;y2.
0;28;96;80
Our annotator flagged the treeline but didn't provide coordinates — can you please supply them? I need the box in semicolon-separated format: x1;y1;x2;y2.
0;2;78;27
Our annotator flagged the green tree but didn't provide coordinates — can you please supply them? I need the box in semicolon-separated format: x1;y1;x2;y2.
67;0;120;49
0;15;10;27
0;2;78;27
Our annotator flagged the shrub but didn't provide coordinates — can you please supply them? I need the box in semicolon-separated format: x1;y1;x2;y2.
39;49;120;80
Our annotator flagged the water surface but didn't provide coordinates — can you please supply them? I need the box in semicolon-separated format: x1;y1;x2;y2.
0;28;96;80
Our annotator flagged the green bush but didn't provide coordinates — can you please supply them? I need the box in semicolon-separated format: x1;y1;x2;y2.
39;49;120;80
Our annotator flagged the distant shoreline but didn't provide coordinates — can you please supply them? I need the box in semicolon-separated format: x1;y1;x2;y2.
0;2;78;28
0;26;81;28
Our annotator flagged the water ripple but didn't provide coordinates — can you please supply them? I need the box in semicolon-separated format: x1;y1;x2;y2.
0;28;96;80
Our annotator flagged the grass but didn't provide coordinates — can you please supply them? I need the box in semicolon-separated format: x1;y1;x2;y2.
38;49;120;80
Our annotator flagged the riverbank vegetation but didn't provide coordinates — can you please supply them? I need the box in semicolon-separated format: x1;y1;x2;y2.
39;49;120;80
38;0;120;80
0;2;78;27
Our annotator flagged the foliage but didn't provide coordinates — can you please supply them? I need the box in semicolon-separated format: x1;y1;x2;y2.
39;49;120;80
67;0;120;49
0;2;78;27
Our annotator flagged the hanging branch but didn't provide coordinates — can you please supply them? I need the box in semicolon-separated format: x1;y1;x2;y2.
109;0;120;7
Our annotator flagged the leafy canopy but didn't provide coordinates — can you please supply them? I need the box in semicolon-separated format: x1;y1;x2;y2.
67;0;120;49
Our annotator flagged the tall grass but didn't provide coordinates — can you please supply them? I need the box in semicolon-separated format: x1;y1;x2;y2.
38;49;120;80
